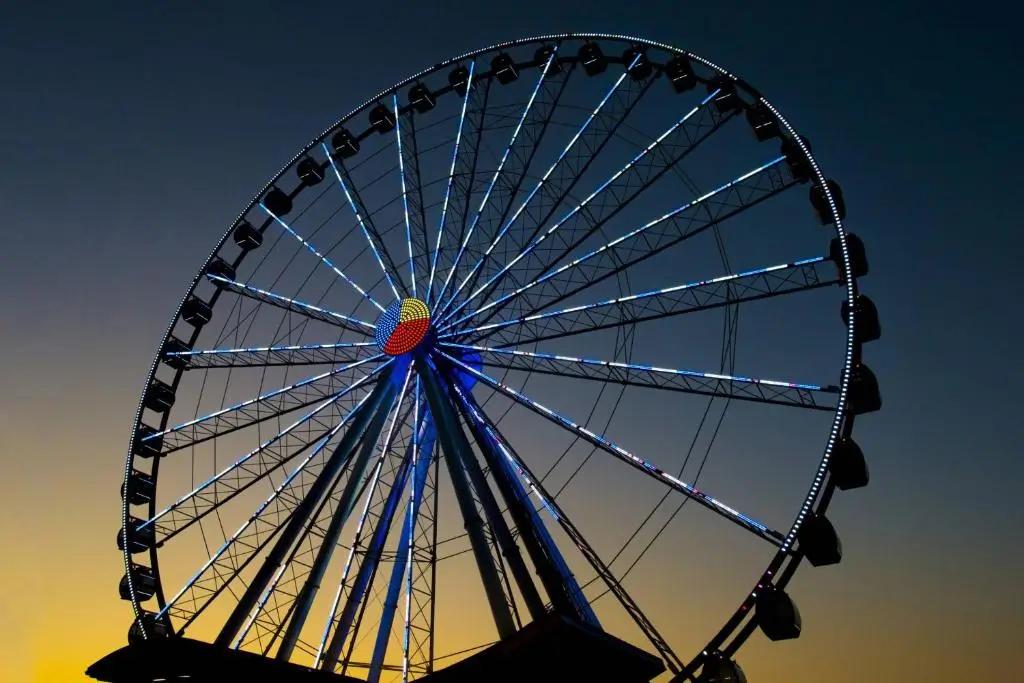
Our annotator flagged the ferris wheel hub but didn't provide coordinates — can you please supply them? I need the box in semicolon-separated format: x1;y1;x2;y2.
374;297;431;355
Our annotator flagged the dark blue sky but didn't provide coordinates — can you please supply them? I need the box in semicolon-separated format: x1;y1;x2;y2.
1;2;1020;680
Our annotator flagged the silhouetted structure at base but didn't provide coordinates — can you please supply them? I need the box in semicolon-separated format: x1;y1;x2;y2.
87;636;360;683
88;615;664;683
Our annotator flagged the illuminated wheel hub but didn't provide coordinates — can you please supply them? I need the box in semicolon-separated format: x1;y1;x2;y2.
374;297;431;355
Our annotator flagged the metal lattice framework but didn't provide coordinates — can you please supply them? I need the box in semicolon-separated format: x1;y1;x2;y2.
116;34;879;682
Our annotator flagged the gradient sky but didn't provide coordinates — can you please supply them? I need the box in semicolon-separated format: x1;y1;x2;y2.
1;2;1021;681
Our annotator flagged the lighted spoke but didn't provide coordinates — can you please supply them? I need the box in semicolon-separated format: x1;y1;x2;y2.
442;154;793;332
437;88;729;327
323;142;404;301
168;341;379;369
209;274;377;336
154;388;379;627
394;93;418;297
138;362;389;542
370;394;435;682
316;366;416;669
443;342;839;411
439;51;648;317
427;60;476;301
441;256;834;344
432;47;560;310
261;202;386;312
147;354;384;454
438;351;786;545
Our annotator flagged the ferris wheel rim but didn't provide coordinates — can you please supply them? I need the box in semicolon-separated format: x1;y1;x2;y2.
116;32;869;680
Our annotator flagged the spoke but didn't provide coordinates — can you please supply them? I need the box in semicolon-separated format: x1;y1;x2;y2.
442;154;794;332
261;202;386;312
232;514;317;652
428;73;491;311
442;257;835;345
209;274;377;336
214;374;398;648
448;380;683;674
148;354;385;454
233;549;292;650
432;46;561;310
437;88;730;327
322;142;404;301
443;342;839;411
154;390;374;627
168;341;379;369
440;52;653;320
138;361;390;542
232;393;402;652
427;60;476;301
331;411;422;674
239;393;407;657
438;351;786;546
394;380;440;679
394;93;418;297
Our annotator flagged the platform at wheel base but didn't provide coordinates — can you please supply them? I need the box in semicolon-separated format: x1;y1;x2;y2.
87;614;664;682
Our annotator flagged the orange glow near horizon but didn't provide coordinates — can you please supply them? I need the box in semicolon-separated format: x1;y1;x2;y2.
2;371;1018;683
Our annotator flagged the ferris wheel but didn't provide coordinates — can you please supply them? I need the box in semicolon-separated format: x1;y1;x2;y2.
105;33;881;683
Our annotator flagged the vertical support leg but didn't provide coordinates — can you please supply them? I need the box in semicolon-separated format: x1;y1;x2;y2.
417;356;517;639
436;376;547;622
455;383;600;627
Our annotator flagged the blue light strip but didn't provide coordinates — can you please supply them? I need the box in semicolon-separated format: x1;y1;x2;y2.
426;60;476;304
260;202;386;312
450;382;601;627
368;406;434;682
167;340;376;359
322;142;403;302
139;360;390;530
155;387;380;621
432;47;559;311
400;380;424;683
441;154;786;332
436;89;722;327
437;351;783;545
438;53;644;319
208;274;377;332
442;342;829;392
440;256;826;339
144;354;384;442
314;363;415;666
394;94;417;297
449;382;557;521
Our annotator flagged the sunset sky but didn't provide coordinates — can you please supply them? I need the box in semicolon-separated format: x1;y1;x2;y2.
1;2;1021;682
